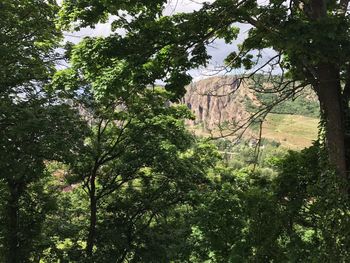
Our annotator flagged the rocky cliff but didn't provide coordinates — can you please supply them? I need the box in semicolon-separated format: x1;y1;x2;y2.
182;76;256;130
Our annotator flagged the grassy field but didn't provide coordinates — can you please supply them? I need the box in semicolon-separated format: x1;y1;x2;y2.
189;113;319;150
262;113;319;149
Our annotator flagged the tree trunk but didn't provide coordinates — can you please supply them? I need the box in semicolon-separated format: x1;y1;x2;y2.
6;183;20;263
305;0;349;193
86;173;97;258
316;63;348;192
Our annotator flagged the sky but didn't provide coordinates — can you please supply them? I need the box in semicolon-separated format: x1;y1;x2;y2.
62;0;208;41
60;0;263;79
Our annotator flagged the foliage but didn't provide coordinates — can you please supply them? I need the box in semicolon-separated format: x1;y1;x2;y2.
188;144;350;262
2;1;350;262
0;0;61;91
245;87;320;118
50;23;221;259
59;0;350;187
0;1;86;261
0;92;87;262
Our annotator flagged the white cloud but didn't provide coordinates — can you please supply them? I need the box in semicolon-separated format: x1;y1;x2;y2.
163;0;212;15
61;0;213;42
63;24;112;44
59;0;266;78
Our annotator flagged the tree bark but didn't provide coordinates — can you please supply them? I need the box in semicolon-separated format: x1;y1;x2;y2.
306;0;349;192
316;63;348;192
86;172;97;258
6;183;20;263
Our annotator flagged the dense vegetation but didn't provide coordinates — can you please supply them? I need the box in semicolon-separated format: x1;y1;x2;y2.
1;0;349;262
245;86;320;118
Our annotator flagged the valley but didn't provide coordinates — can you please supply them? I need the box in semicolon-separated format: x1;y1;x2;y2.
182;76;319;149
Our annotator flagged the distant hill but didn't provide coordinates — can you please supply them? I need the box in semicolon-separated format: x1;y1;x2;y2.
182;76;319;149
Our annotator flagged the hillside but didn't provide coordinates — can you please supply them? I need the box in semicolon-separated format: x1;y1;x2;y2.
183;76;319;149
262;114;319;149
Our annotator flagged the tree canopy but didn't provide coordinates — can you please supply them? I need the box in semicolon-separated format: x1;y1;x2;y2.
60;0;350;192
1;0;350;262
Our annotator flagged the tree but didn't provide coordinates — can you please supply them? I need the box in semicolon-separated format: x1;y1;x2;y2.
0;0;61;92
273;145;350;261
75;89;199;259
59;0;350;192
53;62;217;259
39;138;219;262
0;1;86;261
91;139;219;262
0;98;86;262
186;145;350;262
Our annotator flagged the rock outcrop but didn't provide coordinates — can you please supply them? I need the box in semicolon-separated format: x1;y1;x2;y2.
182;76;255;130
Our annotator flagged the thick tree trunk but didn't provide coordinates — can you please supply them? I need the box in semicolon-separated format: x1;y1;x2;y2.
316;63;348;192
305;0;349;193
86;173;97;258
6;184;20;263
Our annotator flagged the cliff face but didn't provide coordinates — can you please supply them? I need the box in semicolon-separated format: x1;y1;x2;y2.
182;76;255;130
181;76;319;149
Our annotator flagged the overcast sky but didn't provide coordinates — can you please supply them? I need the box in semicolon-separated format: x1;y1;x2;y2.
61;0;259;79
